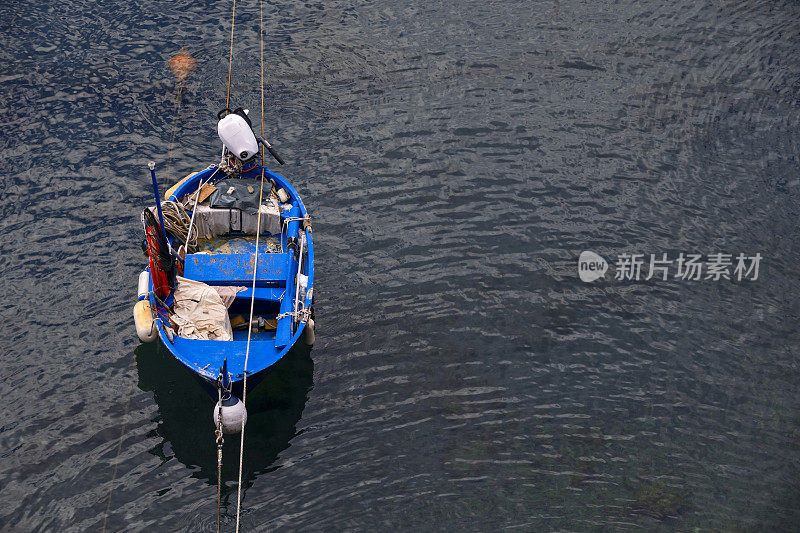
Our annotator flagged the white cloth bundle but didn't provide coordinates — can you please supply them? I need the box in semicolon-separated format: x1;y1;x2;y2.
171;276;234;341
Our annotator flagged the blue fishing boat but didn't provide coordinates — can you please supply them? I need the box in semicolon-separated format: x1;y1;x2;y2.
134;107;315;434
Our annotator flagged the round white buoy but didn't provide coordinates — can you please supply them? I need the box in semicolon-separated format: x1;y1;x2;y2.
304;318;315;346
213;396;248;434
133;300;157;343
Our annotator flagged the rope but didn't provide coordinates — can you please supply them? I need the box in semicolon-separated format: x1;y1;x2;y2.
101;377;135;533
292;233;306;321
276;304;311;323
185;166;222;252
211;4;239;529
225;0;237;109
259;0;265;143
165;84;184;182
150;200;197;251
234;2;265;531
279;216;312;255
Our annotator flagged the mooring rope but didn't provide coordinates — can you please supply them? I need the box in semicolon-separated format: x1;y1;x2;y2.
234;1;266;530
165;84;184;182
101;377;135;533
214;2;238;530
225;0;237;109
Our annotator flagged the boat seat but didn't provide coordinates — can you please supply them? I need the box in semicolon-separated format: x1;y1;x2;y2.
183;252;291;287
236;286;285;302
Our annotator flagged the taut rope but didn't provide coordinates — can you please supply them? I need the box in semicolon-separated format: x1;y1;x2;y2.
234;1;267;530
214;2;238;530
165;85;183;183
101;377;135;533
225;0;237;109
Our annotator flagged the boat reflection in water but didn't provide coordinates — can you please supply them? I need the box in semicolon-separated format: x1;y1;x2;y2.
135;340;313;492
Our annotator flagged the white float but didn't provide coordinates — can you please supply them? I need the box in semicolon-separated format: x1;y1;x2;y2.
133;299;157;343
213;396;248;434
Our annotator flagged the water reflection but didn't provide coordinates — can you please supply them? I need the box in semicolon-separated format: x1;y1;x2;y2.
135;341;313;494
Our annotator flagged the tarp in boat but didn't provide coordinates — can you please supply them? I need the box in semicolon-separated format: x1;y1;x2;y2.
209;178;272;215
171;276;234;341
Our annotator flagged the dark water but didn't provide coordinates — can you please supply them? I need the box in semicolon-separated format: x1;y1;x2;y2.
2;0;800;530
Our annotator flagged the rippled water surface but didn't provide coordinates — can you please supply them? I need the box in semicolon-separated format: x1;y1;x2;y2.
2;0;800;530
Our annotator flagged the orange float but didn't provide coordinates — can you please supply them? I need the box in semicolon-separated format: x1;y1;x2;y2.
168;47;196;82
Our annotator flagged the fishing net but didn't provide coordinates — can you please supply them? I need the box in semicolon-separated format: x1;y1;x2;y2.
143;208;175;299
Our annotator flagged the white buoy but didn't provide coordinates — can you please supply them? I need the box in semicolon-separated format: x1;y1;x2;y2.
276;188;290;203
213;396;248;434
304;318;315;346
137;270;150;300
133;300;157;343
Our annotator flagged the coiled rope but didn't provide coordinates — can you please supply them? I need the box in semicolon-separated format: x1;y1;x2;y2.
162;201;195;248
146;201;198;252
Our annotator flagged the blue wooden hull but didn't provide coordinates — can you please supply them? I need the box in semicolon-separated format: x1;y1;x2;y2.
147;164;314;399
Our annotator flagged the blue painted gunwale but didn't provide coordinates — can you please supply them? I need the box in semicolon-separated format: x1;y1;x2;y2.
148;164;314;395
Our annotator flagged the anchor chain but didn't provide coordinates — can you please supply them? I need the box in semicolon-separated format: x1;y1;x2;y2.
216;389;225;533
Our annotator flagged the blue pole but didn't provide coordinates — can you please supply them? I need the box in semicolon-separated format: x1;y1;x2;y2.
148;161;167;238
